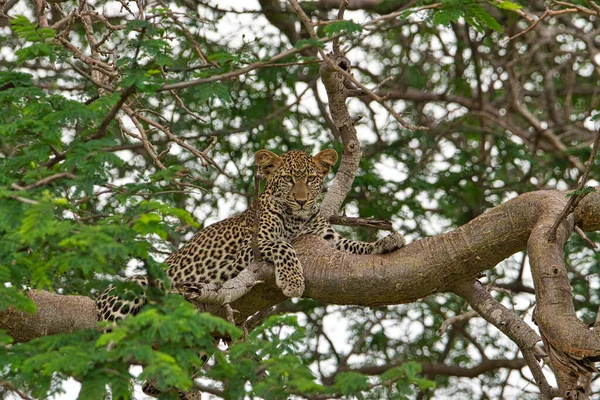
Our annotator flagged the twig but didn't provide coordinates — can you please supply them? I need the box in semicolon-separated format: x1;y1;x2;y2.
259;59;322;68
0;381;34;400
553;0;595;15
522;349;559;400
155;0;212;65
574;226;598;249
509;8;550;41
12;173;75;190
157;33;343;92
547;129;600;241
191;381;225;397
123;105;228;175
192;85;310;138
65;61;114;93
88;85;136;141
122;107;167;170
362;3;442;28
242;306;276;333
509;1;598;41
289;0;426;131
438;310;478;335
169;89;206;122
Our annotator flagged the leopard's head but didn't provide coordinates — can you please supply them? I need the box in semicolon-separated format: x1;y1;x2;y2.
255;149;338;216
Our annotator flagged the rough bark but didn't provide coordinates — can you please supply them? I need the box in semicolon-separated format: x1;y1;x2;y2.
3;189;599;372
0;290;97;342
318;53;362;218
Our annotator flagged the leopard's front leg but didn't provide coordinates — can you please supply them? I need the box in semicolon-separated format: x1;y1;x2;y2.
371;231;405;254
258;238;305;298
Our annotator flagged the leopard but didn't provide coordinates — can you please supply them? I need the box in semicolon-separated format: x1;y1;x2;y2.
96;148;405;322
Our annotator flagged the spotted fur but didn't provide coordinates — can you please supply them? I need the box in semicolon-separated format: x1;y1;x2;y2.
96;149;405;322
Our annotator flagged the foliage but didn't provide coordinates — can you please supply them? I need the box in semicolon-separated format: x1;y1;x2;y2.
0;0;598;399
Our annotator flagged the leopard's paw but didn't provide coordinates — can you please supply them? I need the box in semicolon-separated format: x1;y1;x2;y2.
373;231;405;254
276;271;305;298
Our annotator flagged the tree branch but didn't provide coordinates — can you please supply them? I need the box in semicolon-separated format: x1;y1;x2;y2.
2;187;599;333
344;357;528;378
2;188;600;398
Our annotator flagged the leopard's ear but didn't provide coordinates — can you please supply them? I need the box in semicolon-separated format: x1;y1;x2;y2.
313;149;338;175
255;149;281;177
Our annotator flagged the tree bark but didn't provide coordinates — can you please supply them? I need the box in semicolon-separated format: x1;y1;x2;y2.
2;187;599;395
1;190;597;325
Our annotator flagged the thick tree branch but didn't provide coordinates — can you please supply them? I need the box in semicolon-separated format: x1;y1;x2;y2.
0;290;98;342
3;187;599;335
528;194;600;394
2;188;600;398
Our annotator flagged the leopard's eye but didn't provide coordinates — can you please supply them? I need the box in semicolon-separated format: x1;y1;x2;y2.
282;175;293;183
307;175;318;183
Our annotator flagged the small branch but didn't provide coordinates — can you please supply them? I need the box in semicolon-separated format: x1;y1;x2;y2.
65;61;114;93
574;226;598;249
438;310;478;336
129;110;228;175
169;89;206;122
452;280;542;353
191;381;225;397
521;349;560;400
87;85;136;141
157;34;342;92
509;1;599;41
8;196;40;205
242;306;276;333
12;173;75;190
121;107;167;170
341;357;528;379
0;380;34;400
155;0;212;66
509;8;551;41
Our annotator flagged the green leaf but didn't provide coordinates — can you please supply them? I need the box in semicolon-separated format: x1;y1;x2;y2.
465;3;503;33
0;287;37;313
322;20;363;36
491;0;522;10
566;186;595;197
431;5;462;27
294;38;326;49
133;212;167;239
334;372;369;395
207;52;240;66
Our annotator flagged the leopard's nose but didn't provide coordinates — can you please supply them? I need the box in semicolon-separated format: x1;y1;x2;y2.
296;199;307;207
